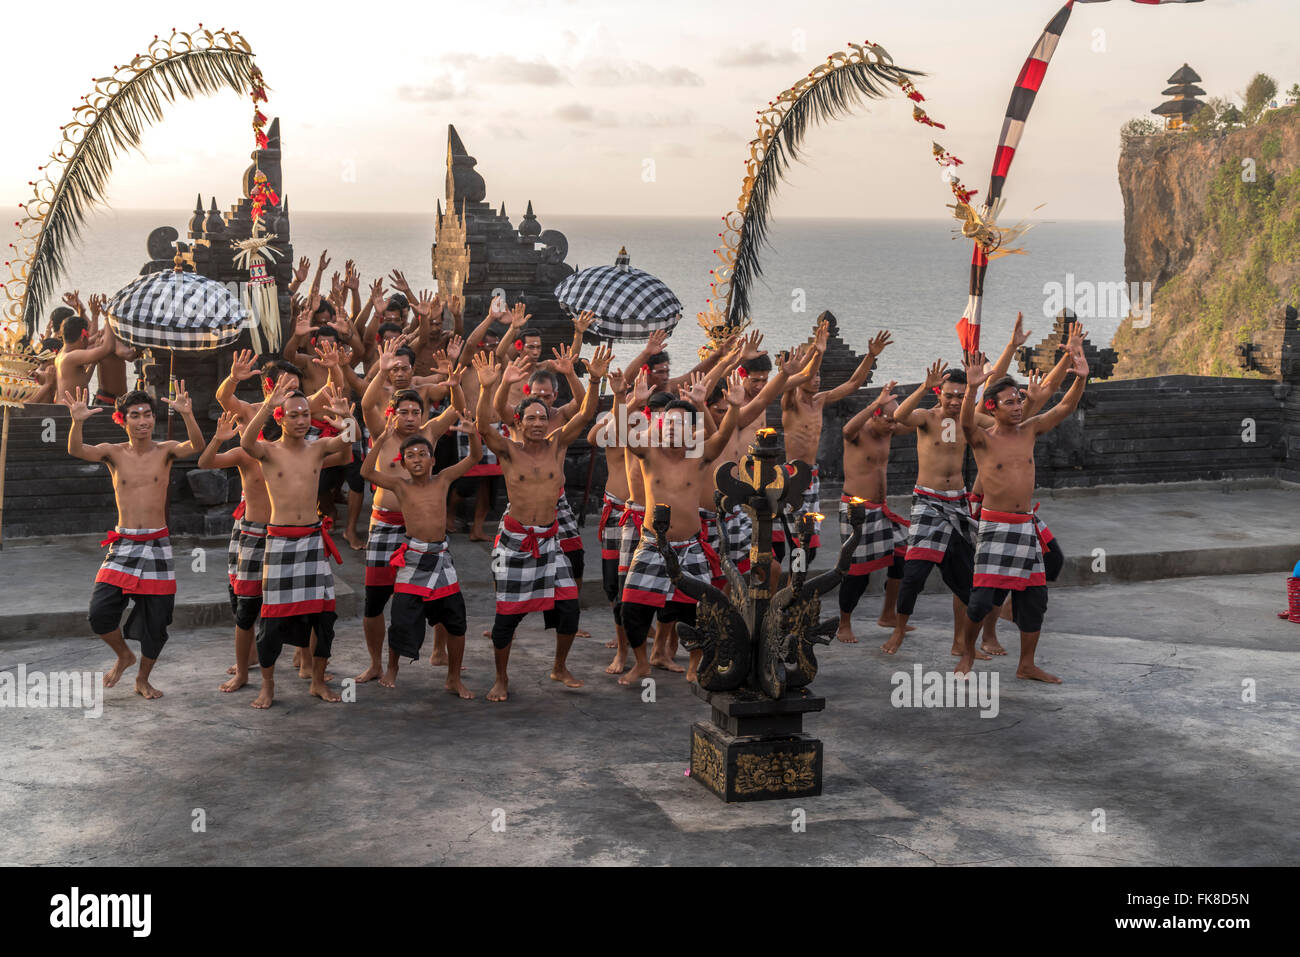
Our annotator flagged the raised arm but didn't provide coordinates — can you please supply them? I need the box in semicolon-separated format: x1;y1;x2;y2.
1030;351;1088;435
895;359;947;429
472;352;511;459
493;302;532;363
216;349;262;421
818;330;891;404
495;356;530;424
359;419;403;492
620;328;668;383
62;387;109;463
440;425;482;483
1024;322;1085;417
62;322;117;368
241;376;292;460
701;371;745;461
843;380;899;441
550;344;585;419
198;411;246;469
163;379;206;460
557;345;613;446
960;356;990;450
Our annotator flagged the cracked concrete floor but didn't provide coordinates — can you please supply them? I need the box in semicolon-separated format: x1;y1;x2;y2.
1;572;1296;866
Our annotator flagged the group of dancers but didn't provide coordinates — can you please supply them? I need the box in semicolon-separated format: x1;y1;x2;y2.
54;251;1090;707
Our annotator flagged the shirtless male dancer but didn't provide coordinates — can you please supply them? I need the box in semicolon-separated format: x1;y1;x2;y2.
620;369;745;687
588;370;633;669
884;315;1031;657
360;417;481;696
199;411;270;692
240;378;354;708
778;325;891;573
65;384;204;698
835;381;915;643
473;345;613;702
54;315;116;405
956;344;1089;681
357;341;465;685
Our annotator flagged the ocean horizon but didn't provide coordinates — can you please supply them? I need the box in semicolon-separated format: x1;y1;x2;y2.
45;209;1126;384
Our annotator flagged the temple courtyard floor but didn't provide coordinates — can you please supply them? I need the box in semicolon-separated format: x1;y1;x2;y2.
1;481;1297;866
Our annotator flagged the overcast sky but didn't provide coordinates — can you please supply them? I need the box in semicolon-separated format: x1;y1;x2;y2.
2;0;1294;223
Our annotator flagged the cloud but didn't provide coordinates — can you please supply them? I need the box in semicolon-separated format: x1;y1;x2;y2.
553;104;697;129
443;54;565;86
555;102;596;123
576;59;704;87
396;79;460;102
716;43;799;68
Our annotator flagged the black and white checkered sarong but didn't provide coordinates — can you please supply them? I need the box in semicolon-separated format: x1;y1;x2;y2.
727;505;752;572
773;466;822;547
598;492;625;561
261;524;337;616
493;517;577;614
233;521;267;597
903;485;975;563
557;491;583;553
973;510;1046;591
839;496;908;576
617;504;645;575
95;528;175;595
227;518;245;584
365;509;406;587
393;537;460;600
621;533;713;608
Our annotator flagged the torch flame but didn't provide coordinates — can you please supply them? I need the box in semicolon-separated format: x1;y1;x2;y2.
848;496;866;505
756;427;776;437
807;512;825;523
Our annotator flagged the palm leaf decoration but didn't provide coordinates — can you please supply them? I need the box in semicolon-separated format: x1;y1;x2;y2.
700;44;922;341
2;28;257;341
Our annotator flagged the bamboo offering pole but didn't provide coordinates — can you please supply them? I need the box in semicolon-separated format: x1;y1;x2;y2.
0;405;10;551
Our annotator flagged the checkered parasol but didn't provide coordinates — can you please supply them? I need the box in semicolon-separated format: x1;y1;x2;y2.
106;269;248;351
554;247;681;342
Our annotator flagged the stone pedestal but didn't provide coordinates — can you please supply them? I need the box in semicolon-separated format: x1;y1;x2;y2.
688;684;825;803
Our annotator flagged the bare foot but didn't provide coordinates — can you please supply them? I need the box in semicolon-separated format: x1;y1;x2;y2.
649;655;685;674
835;624;858;644
445;677;475;699
1017;664;1062;684
880;632;906;655
252;683;274;709
310;681;342;702
344;529;364;551
604;654;627;675
575;629;591;640
355;664;384;683
378;664;399;688
468;531;491;542
487;679;509;702
981;638;1008;656
226;664;238;675
604;638;617;649
877;618;915;632
300;666;335;681
219;671;248;693
953;654;976;677
549;667;583;688
104;651;137;688
618;660;652;687
685;667;698;684
134;678;163;699
429;651;449;666
952;643;992;661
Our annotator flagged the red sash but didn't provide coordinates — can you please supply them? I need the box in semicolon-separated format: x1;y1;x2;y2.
502;515;558;558
99;528;168;547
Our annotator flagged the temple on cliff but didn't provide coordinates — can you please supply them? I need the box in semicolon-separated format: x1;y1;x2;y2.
1152;64;1206;131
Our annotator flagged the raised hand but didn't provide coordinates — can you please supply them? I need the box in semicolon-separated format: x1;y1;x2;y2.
963;351;990;387
631;365;651;405
266;373;295;406
317;249;331;273
488;294;507;319
588;344;614;381
416;289;440;319
923;358;949;389
1026;368;1049;405
330;271;345;300
472;351;502;388
294;257;311;286
63;386;101;421
313;338;341;370
680;371;706;406
164;379;193;416
215;410;240;442
1011;311;1031;347
321;384;351;419
741;330;766;361
62;290;85;314
503;356;530;385
345;260;360;291
608;367;627;395
369;279;386;310
1072;349;1090;377
870;380;898;411
867;330;893;357
551;344;576;377
88;293;107;319
645;328;669;354
508;302;531;329
725;369;745;406
377;336;402;375
450;295;462;319
445;334;464;363
230;349;259;382
388;270;414;298
780;343;811;376
572;310;597;335
813;319;830;352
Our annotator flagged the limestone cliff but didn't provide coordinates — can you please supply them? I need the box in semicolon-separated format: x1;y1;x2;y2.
1112;107;1300;377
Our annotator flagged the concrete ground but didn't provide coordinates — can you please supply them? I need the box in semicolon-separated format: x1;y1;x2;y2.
1;483;1297;865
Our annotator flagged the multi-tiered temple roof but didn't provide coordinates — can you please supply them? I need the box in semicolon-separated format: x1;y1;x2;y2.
1152;64;1206;130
